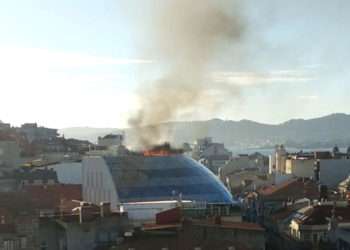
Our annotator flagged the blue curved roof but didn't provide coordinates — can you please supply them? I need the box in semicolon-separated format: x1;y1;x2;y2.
104;155;233;204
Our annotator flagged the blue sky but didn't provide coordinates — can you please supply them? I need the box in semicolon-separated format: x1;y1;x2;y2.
0;0;349;128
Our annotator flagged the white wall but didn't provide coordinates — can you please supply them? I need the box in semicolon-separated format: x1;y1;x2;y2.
82;156;120;210
285;159;314;178
278;157;350;187
269;155;276;174
122;202;179;224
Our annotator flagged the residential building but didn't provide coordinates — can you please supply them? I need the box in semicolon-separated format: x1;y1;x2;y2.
199;152;231;174
285;156;314;178
271;147;350;188
17;123;58;143
33;137;66;153
269;145;287;174
39;202;130;250
0;140;20;171
219;167;271;194
289;203;350;247
13;168;58;187
252;178;320;225
192;137;232;174
119;208;265;250
0;121;11;131
0;192;39;250
0;168;59;192
64;138;92;154
225;153;268;172
338;175;350;199
192;137;213;158
0;183;83;250
335;228;350;250
23;184;82;214
98;133;124;148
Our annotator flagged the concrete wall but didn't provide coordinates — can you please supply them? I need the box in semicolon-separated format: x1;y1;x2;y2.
280;158;350;187
285;159;314;178
189;224;265;250
0;141;20;170
40;215;128;250
39;219;63;250
118;222;265;250
202;144;231;158
18;126;57;143
319;159;350;187
98;136;123;148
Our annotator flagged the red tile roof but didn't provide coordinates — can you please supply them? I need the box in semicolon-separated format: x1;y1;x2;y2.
23;184;82;210
295;205;350;225
143;223;181;231
220;222;264;231
193;220;264;231
0;192;35;213
259;178;319;200
40;211;124;223
0;224;16;234
270;207;295;221
199;240;250;250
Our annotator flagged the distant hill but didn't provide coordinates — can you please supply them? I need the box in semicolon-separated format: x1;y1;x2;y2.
59;127;122;143
59;113;350;148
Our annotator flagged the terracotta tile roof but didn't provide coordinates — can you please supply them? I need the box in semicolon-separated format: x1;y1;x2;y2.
220;221;265;231
270;207;295;221
0;208;13;218
0;192;35;214
0;224;16;234
143;223;181;231
259;178;319;201
199;240;250;250
259;179;296;196
40;211;124;223
193;220;264;231
294;205;350;225
23;184;82;210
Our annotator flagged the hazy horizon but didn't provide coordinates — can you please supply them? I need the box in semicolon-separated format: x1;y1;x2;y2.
21;112;349;130
2;111;350;130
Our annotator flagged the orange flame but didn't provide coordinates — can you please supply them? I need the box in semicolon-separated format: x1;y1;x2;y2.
143;149;174;157
143;143;183;157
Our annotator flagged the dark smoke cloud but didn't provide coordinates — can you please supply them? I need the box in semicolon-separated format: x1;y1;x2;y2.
129;0;245;148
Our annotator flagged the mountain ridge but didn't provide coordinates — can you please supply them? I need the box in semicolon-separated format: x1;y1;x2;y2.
59;113;350;148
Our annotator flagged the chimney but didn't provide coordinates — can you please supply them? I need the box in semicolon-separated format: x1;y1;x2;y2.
100;202;111;218
314;160;320;182
215;215;222;225
79;202;94;224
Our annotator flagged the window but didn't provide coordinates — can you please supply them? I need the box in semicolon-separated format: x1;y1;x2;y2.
20;237;27;249
40;241;48;250
97;232;108;243
232;230;237;237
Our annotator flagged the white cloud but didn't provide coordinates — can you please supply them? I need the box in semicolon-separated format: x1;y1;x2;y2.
297;95;319;101
0;47;152;72
0;47;146;128
212;69;316;87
